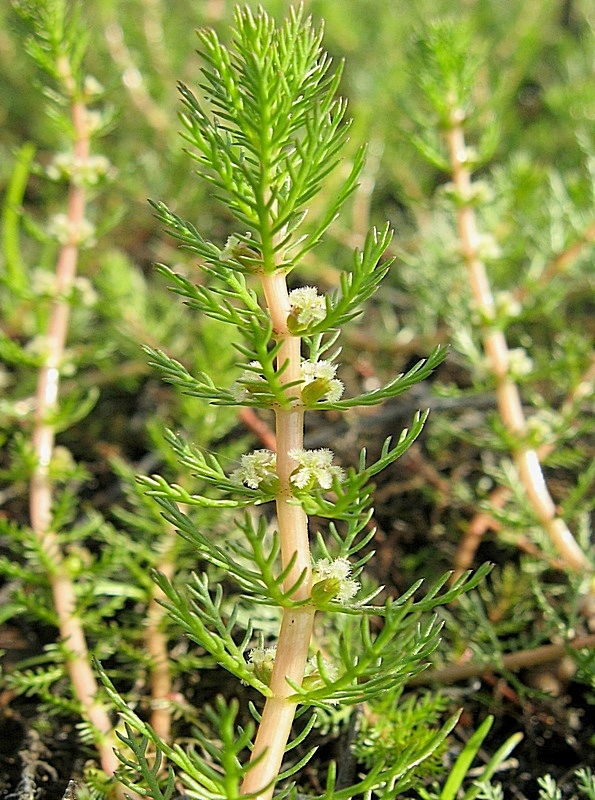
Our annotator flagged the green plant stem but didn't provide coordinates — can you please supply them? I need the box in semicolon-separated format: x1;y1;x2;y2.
445;112;589;573
241;271;315;800
28;63;124;796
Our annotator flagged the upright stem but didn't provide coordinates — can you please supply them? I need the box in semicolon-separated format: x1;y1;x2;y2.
29;60;124;795
445;113;588;572
241;271;315;800
146;522;178;742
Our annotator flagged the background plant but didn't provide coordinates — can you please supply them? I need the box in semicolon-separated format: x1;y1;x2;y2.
0;1;593;799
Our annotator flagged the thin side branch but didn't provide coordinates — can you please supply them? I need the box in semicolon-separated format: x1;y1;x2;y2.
410;633;595;686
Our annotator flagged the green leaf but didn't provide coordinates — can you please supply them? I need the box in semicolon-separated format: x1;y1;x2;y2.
299;414;428;522
150;570;273;697
306;223;393;334
177;5;357;272
316;346;447;409
461;729;523;800
441;715;494;800
1;142;36;295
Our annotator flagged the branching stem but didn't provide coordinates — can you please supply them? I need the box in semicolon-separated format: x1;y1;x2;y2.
445;114;589;573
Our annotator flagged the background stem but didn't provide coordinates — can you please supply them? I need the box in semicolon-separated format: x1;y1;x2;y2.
29;86;124;794
445;117;589;573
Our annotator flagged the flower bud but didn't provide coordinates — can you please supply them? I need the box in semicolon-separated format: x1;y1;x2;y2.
248;646;277;685
311;576;342;607
220;233;261;271
312;557;360;605
300;360;344;405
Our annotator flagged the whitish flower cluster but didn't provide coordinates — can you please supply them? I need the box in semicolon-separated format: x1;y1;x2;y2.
46;153;113;186
232;448;344;492
249;646;277;669
231;361;266;401
507;347;533;379
30;269;98;306
304;654;339;683
220;232;260;265
232;358;343;404
287;286;326;329
288;448;344;490
232;449;277;489
82;75;105;97
312;557;360;604
47;214;96;248
248;646;277;684
248;646;339;692
495;290;522;321
300;360;344;403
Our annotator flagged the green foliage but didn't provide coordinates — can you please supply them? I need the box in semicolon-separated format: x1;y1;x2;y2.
354;690;450;775
101;669;257;800
417;715;522;800
534;770;595;800
178;5;364;270
13;0;88;91
100;7;506;798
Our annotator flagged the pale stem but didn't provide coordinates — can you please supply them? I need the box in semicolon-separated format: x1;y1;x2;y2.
453;358;595;579
146;523;178;742
241;270;315;799
410;632;595;686
29;73;125;795
445;118;589;572
103;20;169;133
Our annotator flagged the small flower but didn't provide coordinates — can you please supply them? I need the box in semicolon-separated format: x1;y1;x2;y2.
495;290;522;320
300;360;344;404
46;153;113;186
85;109;108;137
508;347;533;379
30;267;59;298
47;214;96;248
301;653;339;694
305;655;339;683
476;233;501;262
288;448;344;491
248;646;277;685
526;409;558;446
221;232;261;269
232;449;277;489
72;276;98;307
312;557;360;604
287;286;326;331
83;75;104;97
